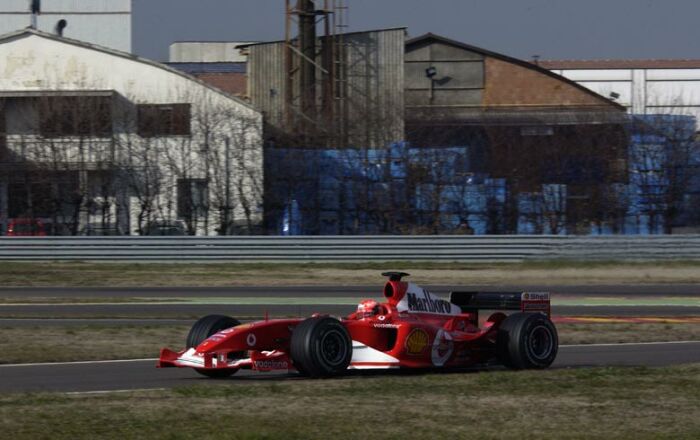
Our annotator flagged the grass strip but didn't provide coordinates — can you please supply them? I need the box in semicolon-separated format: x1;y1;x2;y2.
0;296;697;306
0;364;698;439
2;261;700;286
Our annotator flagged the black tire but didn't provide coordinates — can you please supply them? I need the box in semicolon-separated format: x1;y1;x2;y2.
290;317;353;378
497;312;558;370
186;314;241;378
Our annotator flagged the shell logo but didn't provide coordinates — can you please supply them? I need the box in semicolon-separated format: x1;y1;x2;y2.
405;328;429;355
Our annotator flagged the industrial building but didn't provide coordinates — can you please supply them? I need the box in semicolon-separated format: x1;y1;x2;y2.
0;0;132;52
0;28;263;236
258;27;639;235
246;27;406;149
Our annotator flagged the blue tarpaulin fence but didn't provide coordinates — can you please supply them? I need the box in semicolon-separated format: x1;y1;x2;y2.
266;115;700;235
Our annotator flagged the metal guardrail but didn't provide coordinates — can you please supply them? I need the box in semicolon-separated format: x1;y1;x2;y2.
0;235;698;262
552;235;700;260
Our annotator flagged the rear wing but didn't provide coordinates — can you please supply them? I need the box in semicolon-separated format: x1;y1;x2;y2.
449;291;551;317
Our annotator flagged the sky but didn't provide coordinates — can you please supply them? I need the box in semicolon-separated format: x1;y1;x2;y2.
133;0;700;62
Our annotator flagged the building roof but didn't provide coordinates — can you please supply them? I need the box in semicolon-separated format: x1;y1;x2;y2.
171;40;257;44
166;62;247;75
0;27;257;111
0;90;114;98
406;33;626;111
540;59;700;70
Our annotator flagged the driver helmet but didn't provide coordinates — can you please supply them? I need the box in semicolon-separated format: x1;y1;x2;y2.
356;299;380;318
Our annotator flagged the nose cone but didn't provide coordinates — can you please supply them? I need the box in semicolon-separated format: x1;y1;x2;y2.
195;326;243;352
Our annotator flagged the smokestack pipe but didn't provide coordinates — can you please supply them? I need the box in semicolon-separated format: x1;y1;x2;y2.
30;0;41;29
297;0;317;126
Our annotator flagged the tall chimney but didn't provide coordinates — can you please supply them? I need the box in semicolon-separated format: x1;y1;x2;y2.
30;0;41;29
297;0;317;126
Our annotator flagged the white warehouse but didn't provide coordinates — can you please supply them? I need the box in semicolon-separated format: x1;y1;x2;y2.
0;28;264;236
542;59;700;123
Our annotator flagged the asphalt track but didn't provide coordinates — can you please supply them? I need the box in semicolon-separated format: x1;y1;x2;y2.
0;285;696;394
0;341;698;393
0;304;697;320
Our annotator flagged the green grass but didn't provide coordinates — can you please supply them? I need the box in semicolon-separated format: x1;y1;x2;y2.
1;364;698;439
1;260;700;286
0;325;189;364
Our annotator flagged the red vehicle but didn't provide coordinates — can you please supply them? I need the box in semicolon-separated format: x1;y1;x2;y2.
6;218;46;236
158;272;558;377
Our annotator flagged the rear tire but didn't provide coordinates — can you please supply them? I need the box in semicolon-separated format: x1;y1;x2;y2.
290;317;352;378
186;314;241;378
497;313;558;369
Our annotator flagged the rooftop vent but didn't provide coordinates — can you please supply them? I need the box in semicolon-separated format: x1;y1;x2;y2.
55;19;67;37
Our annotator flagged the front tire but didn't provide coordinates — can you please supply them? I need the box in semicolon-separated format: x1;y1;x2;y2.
497;312;558;369
290;317;352;377
186;314;241;378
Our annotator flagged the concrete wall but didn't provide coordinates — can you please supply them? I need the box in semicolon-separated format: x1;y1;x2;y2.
169;42;253;63
0;0;132;52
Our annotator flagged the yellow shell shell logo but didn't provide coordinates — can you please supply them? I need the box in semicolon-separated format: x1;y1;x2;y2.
405;329;429;355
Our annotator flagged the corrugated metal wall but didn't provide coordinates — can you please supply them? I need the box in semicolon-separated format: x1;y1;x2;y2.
248;41;287;129
248;28;405;147
405;41;484;108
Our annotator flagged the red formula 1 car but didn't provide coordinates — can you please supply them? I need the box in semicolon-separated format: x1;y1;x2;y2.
158;272;558;377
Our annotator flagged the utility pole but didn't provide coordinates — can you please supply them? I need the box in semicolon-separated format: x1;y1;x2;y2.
224;137;231;235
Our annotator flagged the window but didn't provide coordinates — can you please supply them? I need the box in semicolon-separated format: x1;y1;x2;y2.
137;104;191;137
177;178;208;219
8;183;29;218
39;96;112;137
520;126;554;137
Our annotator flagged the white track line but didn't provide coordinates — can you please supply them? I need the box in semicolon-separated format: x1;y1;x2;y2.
560;340;700;348
65;388;166;396
1;341;699;368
